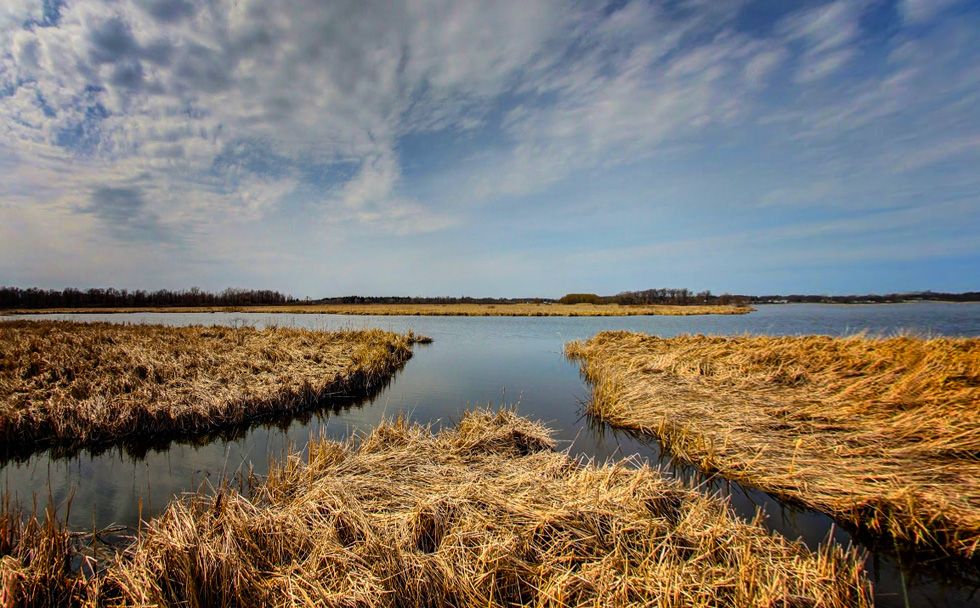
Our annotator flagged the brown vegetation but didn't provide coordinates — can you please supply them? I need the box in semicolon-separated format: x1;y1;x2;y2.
1;410;870;607
2;302;752;316
0;321;425;455
566;332;980;557
1;501;86;608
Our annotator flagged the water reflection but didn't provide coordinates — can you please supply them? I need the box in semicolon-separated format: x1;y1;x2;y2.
2;303;978;607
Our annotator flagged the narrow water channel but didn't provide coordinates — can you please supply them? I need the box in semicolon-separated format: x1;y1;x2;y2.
2;303;978;607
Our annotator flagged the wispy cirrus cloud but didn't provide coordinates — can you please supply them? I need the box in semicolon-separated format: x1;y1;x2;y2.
778;0;866;83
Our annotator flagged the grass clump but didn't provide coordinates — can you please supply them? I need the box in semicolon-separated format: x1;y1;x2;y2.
2;410;870;607
566;332;980;557
1;502;89;607
0;320;425;455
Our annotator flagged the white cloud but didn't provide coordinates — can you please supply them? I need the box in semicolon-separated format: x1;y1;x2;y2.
743;47;788;86
0;1;798;221
0;0;748;241
778;1;865;82
0;2;39;35
0;0;573;242
893;134;980;172
457;5;784;200
900;0;965;24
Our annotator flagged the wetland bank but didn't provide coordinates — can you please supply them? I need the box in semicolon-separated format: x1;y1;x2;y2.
2;303;979;607
2;410;870;607
0;321;426;456
566;332;980;557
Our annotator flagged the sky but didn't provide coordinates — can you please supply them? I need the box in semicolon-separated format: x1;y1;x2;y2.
0;0;978;298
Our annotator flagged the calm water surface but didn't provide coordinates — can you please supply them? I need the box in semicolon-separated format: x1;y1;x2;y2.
2;302;978;607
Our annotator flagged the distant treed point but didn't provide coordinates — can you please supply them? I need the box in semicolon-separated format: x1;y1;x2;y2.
559;289;746;306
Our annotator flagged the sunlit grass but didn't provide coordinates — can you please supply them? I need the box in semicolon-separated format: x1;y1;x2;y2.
566;332;980;557
0;320;425;454
1;410;869;607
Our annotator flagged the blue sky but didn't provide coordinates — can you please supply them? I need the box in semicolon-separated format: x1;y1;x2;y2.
0;0;978;297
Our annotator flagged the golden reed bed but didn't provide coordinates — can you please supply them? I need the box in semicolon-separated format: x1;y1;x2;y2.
2;302;752;317
0;320;425;455
566;332;980;557
1;410;869;607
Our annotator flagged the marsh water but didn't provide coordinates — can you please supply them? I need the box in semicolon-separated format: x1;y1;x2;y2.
2;302;979;607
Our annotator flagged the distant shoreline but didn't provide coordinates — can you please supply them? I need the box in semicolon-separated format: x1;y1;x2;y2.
4;300;976;317
753;299;977;305
0;302;753;317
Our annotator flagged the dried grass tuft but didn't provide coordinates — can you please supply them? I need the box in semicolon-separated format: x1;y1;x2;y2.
0;499;94;608
566;331;980;557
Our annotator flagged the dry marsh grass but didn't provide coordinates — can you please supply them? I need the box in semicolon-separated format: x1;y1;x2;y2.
1;498;84;608
566;332;980;558
0;321;425;455
1;410;870;607
2;302;752;316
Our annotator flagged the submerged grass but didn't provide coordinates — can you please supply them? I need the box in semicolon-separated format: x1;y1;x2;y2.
2;302;752;316
0;320;425;455
1;410;870;607
566;332;980;558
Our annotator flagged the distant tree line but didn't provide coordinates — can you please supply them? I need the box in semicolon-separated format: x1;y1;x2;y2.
314;296;552;305
558;289;980;306
609;289;743;305
0;286;297;309
559;289;749;306
3;286;976;310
